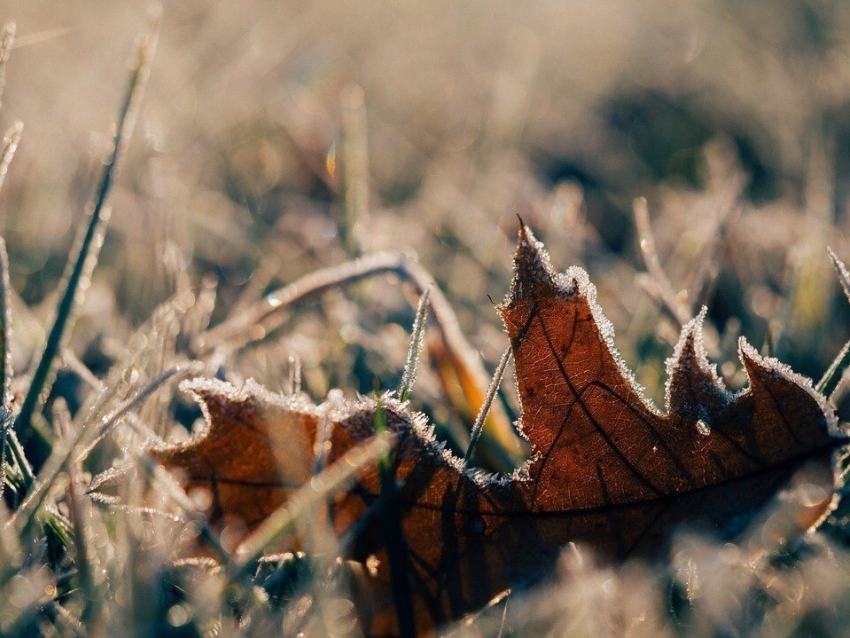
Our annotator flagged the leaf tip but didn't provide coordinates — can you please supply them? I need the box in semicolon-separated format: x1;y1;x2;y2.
668;308;706;372
737;336;762;376
504;221;556;308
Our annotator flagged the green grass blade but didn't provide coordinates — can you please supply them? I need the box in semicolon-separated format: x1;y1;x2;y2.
13;21;159;466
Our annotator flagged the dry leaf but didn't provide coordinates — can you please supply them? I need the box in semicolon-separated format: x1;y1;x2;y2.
149;224;846;636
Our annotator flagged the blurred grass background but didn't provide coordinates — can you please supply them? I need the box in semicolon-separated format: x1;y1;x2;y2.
3;0;850;440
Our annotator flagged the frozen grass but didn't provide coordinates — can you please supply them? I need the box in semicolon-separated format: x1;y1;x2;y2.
1;2;850;637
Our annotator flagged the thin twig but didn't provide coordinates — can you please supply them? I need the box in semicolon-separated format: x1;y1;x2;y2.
497;595;511;638
635;273;686;329
8;26;75;51
194;252;409;352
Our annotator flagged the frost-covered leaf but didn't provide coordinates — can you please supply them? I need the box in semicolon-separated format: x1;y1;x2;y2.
148;224;846;637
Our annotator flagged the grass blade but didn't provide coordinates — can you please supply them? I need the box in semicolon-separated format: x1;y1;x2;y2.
374;400;415;638
0;410;10;502
339;85;369;257
0;238;13;409
398;288;430;402
817;339;850;400
464;345;512;466
0;122;22;197
817;248;850;399
53;399;96;628
633;197;690;325
233;428;392;572
6;428;33;490
11;362;197;537
0;21;15;108
14;19;159;465
828;247;850;306
0;123;21;491
0;116;17;500
0;236;13;502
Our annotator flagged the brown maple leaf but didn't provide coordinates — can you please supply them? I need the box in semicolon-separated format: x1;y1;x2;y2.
149;224;846;637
